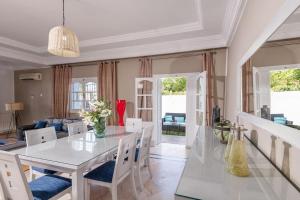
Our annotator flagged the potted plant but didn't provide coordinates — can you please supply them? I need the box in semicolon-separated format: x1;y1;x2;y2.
81;99;112;138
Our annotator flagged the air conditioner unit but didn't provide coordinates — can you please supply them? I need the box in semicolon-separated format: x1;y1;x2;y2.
19;73;42;80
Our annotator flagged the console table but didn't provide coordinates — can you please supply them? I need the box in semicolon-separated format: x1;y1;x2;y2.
176;126;300;200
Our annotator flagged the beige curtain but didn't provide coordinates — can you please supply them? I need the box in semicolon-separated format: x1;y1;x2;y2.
138;57;153;121
53;65;72;118
242;59;254;113
203;52;217;126
98;61;118;125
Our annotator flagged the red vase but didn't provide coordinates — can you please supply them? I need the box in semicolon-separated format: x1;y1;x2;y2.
116;100;126;126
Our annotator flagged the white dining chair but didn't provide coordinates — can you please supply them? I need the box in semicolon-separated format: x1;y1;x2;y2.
125;118;143;133
67;121;88;136
134;124;154;191
0;151;72;200
84;133;138;200
25;127;58;180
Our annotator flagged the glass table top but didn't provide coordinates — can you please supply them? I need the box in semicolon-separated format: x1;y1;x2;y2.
176;126;300;200
12;126;129;167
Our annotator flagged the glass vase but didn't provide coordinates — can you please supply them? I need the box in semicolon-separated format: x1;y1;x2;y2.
93;117;106;138
224;123;236;164
227;126;250;177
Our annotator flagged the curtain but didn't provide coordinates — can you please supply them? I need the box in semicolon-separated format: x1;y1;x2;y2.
242;59;254;113
53;65;72;118
203;52;217;126
98;61;118;125
138;57;153;121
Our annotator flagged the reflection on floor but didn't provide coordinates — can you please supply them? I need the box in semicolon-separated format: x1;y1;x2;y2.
35;144;189;200
161;135;186;145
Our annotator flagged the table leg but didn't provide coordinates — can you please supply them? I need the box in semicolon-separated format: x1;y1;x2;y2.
72;169;84;200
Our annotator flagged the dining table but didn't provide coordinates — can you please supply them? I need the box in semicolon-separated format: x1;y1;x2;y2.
12;126;132;200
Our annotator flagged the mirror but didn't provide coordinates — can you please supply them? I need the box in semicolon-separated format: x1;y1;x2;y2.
242;7;300;130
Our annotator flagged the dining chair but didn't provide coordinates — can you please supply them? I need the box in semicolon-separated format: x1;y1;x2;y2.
67;121;88;136
84;133;138;200
134;124;154;191
0;151;72;200
25;127;58;180
125;118;143;133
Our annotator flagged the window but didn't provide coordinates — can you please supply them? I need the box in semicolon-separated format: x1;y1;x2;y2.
70;78;97;111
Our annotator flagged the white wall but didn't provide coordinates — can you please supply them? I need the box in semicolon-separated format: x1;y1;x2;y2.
161;95;186;117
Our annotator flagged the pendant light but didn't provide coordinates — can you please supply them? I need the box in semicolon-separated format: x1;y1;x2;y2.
48;0;80;57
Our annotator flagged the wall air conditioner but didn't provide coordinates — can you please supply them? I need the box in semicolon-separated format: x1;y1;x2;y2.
19;73;42;80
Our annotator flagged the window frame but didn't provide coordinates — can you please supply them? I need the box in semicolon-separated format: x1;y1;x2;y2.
70;77;98;113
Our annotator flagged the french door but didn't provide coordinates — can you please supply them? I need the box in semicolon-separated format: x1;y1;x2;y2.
135;71;207;147
186;71;207;148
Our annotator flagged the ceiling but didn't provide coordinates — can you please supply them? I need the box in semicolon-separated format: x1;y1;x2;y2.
0;0;244;70
269;7;300;41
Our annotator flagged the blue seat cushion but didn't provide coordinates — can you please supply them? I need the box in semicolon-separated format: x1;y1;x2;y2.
84;160;115;183
29;174;71;200
135;148;140;162
32;166;57;175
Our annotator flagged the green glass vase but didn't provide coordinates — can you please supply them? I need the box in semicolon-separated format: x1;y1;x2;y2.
93;117;106;138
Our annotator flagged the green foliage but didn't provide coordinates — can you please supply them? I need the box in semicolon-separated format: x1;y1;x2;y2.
271;69;300;92
162;77;186;95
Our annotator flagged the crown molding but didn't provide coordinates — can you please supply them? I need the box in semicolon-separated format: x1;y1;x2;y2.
269;22;300;41
45;34;226;65
38;21;204;53
0;46;44;64
0;37;41;54
222;0;247;46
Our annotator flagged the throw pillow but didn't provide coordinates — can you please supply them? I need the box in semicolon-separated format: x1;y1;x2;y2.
51;123;63;132
175;116;185;123
34;121;48;129
165;115;173;122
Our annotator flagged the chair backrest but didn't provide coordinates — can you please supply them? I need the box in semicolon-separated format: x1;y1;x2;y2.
0;151;33;200
67;121;88;136
137;125;154;162
125;118;142;133
113;133;137;182
25;127;57;147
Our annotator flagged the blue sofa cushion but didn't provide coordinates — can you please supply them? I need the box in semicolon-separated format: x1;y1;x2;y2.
32;167;57;175
175;116;185;123
84;160;115;183
50;122;63;132
29;174;71;200
0;139;6;145
34;121;47;129
165;115;173;122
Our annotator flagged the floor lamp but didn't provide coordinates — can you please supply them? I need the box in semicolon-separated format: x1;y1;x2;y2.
5;102;24;136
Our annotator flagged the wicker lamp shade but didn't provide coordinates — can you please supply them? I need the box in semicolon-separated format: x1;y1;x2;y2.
48;26;80;57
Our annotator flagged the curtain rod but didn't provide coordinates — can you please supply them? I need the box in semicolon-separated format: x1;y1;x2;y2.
66;47;225;67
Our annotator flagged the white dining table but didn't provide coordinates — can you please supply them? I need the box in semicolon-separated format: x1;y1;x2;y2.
12;126;131;200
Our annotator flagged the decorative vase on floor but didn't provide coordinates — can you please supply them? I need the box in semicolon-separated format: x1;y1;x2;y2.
116;99;126;126
93;117;106;138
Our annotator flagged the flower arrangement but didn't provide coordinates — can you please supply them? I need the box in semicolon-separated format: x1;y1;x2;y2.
81;99;112;137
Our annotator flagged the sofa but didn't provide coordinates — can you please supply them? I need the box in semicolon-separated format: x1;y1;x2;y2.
16;117;84;141
162;113;186;132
